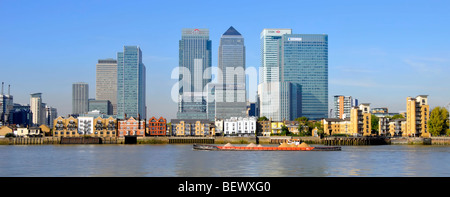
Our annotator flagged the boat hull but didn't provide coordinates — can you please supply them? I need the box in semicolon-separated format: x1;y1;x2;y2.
193;144;341;151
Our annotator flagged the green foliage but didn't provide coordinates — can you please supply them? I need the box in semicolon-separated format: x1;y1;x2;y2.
295;117;309;122
371;114;379;132
280;125;290;136
294;116;321;136
428;106;449;136
391;114;405;119
5;133;15;138
257;116;268;121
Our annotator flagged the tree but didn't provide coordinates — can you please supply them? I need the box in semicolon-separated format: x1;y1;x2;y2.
371;114;379;132
428;106;449;136
295;117;309;133
295;117;309;123
5;133;15;138
257;116;268;121
281;125;290;136
391;114;404;119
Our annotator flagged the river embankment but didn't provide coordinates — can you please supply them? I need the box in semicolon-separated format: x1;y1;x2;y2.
0;136;449;145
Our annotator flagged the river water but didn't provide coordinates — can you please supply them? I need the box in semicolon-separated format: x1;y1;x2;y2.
0;144;449;177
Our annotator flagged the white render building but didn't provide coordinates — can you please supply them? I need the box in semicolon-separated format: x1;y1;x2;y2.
77;116;94;135
30;93;44;126
223;116;256;136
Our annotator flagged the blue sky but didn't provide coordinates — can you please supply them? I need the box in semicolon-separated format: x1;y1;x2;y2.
1;0;449;120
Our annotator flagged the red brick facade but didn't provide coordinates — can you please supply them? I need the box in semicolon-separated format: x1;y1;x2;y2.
147;117;167;136
118;117;146;137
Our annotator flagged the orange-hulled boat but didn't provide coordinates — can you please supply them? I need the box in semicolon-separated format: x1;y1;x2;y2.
193;144;341;151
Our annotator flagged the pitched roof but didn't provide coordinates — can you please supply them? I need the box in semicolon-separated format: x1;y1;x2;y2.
223;26;241;36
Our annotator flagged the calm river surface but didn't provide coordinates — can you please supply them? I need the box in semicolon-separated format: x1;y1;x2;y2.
1;144;449;177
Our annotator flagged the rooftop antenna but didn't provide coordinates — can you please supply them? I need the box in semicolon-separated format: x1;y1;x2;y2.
8;84;10;95
1;82;3;95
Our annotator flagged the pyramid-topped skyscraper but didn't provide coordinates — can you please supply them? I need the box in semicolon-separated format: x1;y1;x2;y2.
215;26;247;120
222;26;241;36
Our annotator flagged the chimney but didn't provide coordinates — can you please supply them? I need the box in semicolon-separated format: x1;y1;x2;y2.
138;114;141;129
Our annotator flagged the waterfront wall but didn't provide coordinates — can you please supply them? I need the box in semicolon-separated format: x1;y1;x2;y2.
2;136;450;145
323;136;390;146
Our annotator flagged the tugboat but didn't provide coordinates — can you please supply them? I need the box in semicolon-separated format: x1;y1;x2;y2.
193;144;220;150
282;139;302;146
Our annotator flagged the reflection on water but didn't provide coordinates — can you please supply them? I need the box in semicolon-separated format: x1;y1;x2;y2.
0;144;449;177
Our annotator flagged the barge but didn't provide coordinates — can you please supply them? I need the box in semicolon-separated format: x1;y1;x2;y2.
193;144;341;151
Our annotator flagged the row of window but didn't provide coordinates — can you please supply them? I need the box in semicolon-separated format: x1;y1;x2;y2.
55;131;116;135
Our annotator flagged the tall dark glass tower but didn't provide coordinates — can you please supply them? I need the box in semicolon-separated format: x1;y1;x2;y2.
258;29;328;121
281;34;328;120
177;28;212;120
117;46;146;119
215;26;247;119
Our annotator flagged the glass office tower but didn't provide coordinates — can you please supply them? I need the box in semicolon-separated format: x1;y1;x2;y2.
96;58;117;115
258;29;292;121
117;46;146;120
177;28;212;120
72;82;89;115
215;26;247;119
258;29;328;121
281;34;328;120
259;29;292;83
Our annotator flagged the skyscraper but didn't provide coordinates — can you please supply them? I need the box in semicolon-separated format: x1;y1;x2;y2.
177;28;212;120
258;29;292;121
45;105;57;127
0;82;13;125
281;34;328;120
215;26;247;119
72;82;89;115
260;29;292;83
30;93;43;126
116;46;146;119
96;58;117;115
258;29;328;121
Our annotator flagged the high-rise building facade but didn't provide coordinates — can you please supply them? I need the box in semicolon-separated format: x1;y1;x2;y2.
258;29;328;121
45;105;57;128
117;46;146;120
30;93;43;126
334;95;358;119
258;29;292;121
88;99;113;115
72;82;89;115
11;104;32;127
215;26;247;119
260;29;292;83
281;34;328;120
406;95;430;137
96;58;117;115
177;28;212;120
0;82;13;125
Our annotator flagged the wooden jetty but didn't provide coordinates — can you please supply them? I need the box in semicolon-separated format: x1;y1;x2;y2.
169;137;214;144
323;136;389;146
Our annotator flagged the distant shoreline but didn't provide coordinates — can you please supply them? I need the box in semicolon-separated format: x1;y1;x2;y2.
1;136;450;145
